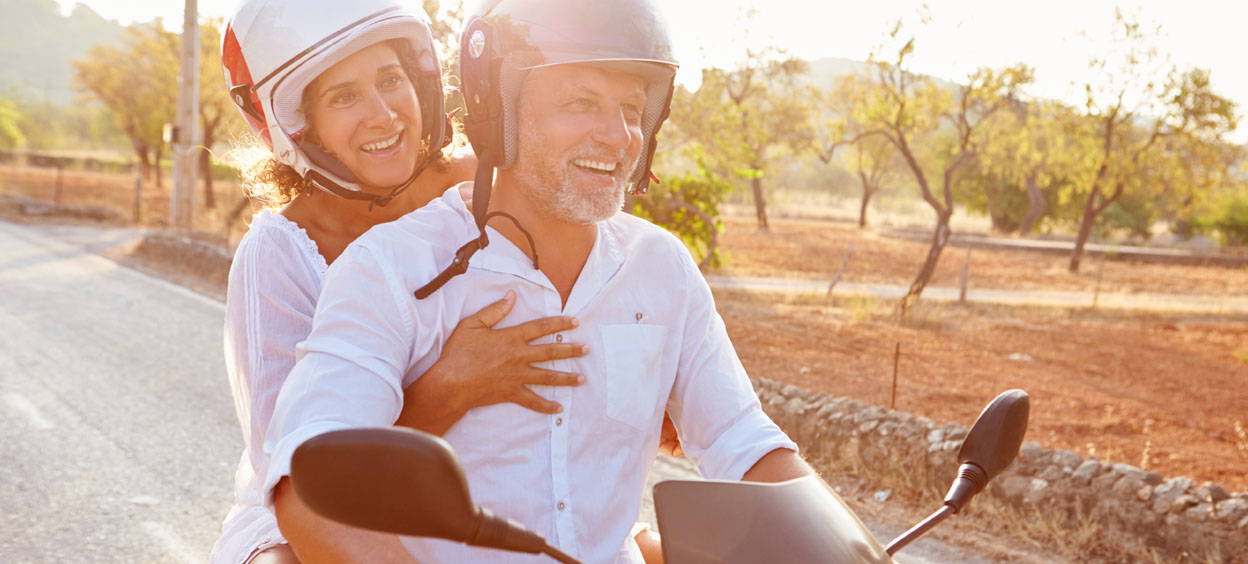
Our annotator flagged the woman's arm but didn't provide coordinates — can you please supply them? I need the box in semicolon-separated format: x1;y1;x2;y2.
395;290;587;434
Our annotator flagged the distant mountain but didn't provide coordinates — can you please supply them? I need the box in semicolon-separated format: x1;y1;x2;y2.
805;57;870;88
0;0;125;104
803;56;958;92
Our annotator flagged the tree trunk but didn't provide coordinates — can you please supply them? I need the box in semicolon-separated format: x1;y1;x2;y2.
1068;186;1102;273
201;116;219;209
154;147;164;189
857;171;873;229
1019;173;1046;235
898;211;952;315
133;139;151;182
750;175;769;231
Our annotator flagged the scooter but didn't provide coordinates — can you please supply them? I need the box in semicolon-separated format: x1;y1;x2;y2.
289;389;1030;563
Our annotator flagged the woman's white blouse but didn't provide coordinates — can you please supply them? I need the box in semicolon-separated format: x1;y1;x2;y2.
210;210;328;564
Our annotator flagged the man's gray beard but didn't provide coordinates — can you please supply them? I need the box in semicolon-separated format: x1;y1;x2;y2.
513;125;629;225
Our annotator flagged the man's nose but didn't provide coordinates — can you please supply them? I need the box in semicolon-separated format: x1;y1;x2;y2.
362;90;397;128
591;106;633;151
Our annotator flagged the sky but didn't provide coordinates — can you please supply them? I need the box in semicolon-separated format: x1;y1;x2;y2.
56;0;1248;138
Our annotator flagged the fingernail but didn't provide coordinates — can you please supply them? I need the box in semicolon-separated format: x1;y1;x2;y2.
556;405;564;413
579;344;589;355
570;317;580;328
576;375;586;384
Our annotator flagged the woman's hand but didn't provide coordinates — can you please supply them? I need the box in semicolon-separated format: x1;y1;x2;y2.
396;290;587;435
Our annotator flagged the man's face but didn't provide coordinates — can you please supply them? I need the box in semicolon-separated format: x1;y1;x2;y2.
511;64;647;224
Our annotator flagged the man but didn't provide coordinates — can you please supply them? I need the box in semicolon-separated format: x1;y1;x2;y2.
263;0;819;562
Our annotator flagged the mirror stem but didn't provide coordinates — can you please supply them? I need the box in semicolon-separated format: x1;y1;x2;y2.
884;504;954;555
942;462;989;513
542;544;583;564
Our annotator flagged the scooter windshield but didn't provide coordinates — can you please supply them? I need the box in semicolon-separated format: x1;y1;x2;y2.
654;476;894;564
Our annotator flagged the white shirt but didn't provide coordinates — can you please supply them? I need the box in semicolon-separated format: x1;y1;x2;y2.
211;210;328;564
265;184;797;564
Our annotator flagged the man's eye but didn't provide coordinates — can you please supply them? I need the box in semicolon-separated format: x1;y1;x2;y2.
623;103;643;122
380;74;404;88
569;98;594;109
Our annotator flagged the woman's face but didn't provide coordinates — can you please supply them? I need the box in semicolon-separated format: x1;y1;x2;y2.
306;41;423;192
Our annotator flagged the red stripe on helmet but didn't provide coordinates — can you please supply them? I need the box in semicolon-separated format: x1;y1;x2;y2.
222;24;272;149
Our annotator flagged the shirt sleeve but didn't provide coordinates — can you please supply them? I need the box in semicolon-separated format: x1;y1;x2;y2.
665;248;798;481
223;222;321;482
261;242;423;505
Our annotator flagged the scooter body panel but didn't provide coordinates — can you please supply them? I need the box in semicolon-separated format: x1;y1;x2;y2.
655;476;894;564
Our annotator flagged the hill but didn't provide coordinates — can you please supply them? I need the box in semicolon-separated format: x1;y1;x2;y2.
0;0;124;104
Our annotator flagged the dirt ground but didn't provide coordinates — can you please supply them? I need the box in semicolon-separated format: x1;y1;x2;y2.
4;169;1247;494
718;289;1248;491
712;216;1248;296
0;166;254;245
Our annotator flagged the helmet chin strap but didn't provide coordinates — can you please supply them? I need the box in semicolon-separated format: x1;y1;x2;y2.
305;115;453;210
413;151;539;300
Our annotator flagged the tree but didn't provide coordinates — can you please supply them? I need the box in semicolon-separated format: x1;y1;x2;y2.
631;148;731;270
0;98;25;149
960;99;1088;235
665;45;813;231
814;78;901;229
852;24;1031;313
73;21;177;187
1066;11;1237;272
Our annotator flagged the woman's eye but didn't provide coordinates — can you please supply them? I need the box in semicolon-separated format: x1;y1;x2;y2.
332;91;356;105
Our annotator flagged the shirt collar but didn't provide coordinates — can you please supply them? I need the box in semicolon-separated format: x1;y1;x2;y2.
449;187;626;314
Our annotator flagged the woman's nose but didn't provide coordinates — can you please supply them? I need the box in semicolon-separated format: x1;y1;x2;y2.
362;90;397;128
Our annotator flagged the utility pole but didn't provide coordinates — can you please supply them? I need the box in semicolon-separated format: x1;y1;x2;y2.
171;0;200;232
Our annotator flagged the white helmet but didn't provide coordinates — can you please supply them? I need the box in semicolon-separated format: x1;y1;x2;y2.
222;0;448;203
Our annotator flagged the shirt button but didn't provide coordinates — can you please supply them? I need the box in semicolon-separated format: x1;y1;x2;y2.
558;502;566;511
555;417;563;426
555;334;563;343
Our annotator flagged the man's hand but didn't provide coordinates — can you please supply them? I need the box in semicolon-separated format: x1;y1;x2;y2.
741;448;816;483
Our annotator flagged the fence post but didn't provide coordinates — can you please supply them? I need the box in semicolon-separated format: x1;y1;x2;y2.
133;174;143;224
959;248;972;304
826;243;854;297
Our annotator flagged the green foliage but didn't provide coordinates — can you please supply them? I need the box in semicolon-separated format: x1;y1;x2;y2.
1193;192;1248;246
1099;197;1154;239
0;98;24;148
630;150;731;269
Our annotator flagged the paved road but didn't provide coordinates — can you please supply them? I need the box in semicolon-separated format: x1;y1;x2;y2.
0;220;235;563
707;275;1248;314
0;219;1007;563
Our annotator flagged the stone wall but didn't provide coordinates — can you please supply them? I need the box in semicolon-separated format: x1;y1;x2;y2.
752;377;1248;562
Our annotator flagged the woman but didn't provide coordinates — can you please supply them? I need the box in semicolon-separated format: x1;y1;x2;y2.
211;1;668;562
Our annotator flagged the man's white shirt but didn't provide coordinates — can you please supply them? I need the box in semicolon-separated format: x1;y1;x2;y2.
264;183;797;564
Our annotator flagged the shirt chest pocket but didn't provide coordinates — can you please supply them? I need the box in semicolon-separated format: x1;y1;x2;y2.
600;324;668;432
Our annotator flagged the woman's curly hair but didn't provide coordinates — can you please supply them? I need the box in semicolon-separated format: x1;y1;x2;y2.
228;38;453;210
